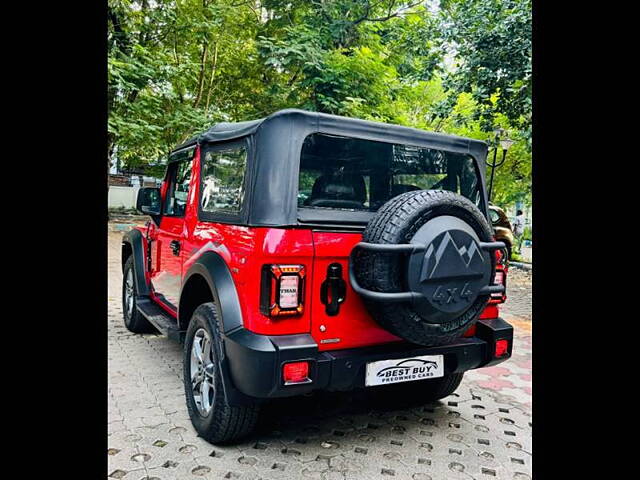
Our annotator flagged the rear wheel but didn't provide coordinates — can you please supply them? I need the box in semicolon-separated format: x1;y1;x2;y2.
183;303;260;444
418;372;464;401
391;373;464;402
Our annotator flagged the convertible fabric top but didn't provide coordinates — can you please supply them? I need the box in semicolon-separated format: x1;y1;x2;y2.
172;118;263;152
170;109;487;159
169;108;489;227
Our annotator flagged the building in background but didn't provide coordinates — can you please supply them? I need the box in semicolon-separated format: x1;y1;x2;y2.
108;160;163;210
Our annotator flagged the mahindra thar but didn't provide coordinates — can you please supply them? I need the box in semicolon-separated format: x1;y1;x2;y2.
121;109;512;444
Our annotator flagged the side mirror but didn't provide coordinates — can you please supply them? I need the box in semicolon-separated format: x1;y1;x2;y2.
136;187;162;216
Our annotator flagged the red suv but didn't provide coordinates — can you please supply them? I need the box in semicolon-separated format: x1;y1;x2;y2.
122;109;512;444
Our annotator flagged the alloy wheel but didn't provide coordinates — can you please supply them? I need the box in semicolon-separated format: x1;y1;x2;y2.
124;269;135;318
190;328;216;416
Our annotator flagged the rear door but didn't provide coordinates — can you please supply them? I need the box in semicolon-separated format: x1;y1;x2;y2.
310;231;401;351
299;132;486;351
150;155;194;311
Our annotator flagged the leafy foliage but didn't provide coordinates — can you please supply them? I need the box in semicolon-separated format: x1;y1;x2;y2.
108;0;531;208
435;0;532;144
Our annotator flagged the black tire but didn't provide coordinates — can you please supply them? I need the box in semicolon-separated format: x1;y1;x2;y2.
122;256;155;333
369;372;465;408
353;190;495;346
183;303;260;444
410;372;465;401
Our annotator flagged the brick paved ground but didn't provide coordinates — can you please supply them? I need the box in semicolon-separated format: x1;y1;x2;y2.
108;230;532;480
501;268;532;321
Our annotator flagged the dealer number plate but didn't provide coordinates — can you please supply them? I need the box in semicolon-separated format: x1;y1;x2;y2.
365;354;444;387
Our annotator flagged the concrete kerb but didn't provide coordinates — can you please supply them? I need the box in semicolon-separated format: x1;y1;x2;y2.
509;261;532;271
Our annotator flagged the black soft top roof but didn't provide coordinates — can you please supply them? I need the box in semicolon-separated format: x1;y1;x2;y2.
171;109;487;158
170;108;490;227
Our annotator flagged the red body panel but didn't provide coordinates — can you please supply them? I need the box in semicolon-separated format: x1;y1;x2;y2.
151;216;185;309
142;145;503;349
479;304;499;319
185;226;316;335
147;147;202;314
309;232;402;351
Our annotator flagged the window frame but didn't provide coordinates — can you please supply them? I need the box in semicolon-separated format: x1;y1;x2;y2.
163;147;195;218
197;138;251;224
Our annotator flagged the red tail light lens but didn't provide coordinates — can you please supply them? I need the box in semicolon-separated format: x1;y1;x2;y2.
282;361;310;384
489;267;507;304
260;264;306;317
495;339;509;357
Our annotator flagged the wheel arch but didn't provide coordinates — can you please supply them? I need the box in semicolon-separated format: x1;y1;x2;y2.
121;241;132;271
121;229;150;297
179;251;243;333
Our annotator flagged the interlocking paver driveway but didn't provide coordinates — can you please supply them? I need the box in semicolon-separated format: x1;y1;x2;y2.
108;229;532;480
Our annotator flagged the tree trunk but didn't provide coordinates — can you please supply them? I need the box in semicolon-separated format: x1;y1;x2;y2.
193;41;209;108
205;42;219;113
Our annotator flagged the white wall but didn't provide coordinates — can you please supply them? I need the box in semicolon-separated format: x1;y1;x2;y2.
108;186;139;209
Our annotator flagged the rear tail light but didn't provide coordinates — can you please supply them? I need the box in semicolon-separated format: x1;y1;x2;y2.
492;270;504;296
489;267;507;304
282;361;310;384
495;339;509;357
495;248;508;267
260;264;306;317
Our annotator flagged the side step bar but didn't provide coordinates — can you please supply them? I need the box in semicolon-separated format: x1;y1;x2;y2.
136;298;185;343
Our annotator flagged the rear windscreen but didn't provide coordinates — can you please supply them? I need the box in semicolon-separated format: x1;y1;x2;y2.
298;133;483;212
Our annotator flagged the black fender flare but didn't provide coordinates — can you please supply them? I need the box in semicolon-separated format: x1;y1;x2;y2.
180;251;263;405
179;251;243;334
122;229;150;297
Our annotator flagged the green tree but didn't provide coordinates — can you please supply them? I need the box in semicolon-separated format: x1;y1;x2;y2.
434;0;532;146
108;0;531;208
108;0;264;168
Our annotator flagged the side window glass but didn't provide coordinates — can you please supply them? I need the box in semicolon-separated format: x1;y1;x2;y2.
201;145;247;215
164;159;192;217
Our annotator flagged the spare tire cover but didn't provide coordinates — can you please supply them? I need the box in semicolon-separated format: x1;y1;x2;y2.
353;190;496;346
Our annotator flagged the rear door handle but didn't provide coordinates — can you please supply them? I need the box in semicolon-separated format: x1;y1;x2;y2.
320;263;346;316
170;240;181;256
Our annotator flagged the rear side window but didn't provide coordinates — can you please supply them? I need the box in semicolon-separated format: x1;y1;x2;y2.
298;133;483;212
200;144;247;216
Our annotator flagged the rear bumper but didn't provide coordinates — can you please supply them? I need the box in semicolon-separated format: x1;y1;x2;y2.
222;317;513;402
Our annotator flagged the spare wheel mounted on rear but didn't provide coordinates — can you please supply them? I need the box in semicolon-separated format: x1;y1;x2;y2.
351;190;504;346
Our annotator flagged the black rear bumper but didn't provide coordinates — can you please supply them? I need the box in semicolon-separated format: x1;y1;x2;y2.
220;318;513;405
